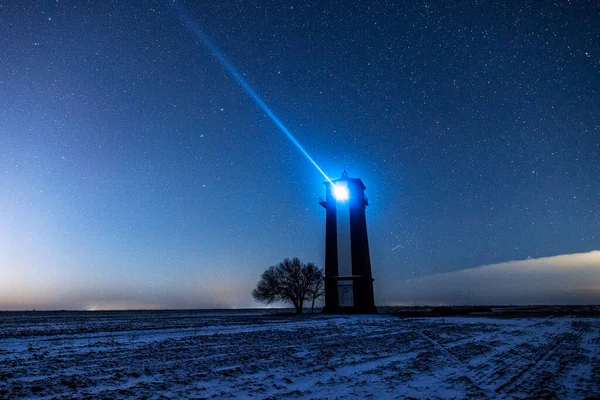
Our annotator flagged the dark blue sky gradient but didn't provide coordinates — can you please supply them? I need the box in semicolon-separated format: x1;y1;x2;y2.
0;0;598;309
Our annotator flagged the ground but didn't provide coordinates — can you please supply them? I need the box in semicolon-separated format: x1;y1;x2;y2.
0;311;599;399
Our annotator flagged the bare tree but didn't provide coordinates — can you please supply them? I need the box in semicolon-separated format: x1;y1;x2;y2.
305;263;324;314
252;258;323;314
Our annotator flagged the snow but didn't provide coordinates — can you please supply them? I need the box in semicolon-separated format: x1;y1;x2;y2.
0;311;598;398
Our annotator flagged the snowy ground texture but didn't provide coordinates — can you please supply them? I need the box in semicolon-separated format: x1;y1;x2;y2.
1;311;599;399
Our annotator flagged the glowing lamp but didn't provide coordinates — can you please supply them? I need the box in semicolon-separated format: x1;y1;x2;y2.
334;185;349;201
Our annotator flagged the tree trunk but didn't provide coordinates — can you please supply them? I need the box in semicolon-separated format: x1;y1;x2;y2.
311;297;315;314
295;300;303;314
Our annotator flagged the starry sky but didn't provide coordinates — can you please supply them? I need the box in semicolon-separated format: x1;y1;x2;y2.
1;0;599;310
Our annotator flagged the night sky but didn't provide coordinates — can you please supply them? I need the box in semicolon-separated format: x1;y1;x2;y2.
1;0;599;310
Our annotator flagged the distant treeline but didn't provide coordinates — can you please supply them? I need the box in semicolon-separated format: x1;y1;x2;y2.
386;305;600;318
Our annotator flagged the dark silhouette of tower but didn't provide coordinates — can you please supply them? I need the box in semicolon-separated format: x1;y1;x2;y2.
319;171;377;313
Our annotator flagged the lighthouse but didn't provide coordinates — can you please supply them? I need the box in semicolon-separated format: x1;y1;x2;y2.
319;171;377;313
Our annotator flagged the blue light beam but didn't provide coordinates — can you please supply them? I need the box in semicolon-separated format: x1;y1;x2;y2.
171;2;334;185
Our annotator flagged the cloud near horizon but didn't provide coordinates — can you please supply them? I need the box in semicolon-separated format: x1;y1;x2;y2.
378;251;600;306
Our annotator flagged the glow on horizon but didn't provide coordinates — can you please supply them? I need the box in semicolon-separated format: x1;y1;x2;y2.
170;1;335;186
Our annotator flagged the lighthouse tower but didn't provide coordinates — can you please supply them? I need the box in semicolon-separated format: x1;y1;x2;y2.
319;171;377;313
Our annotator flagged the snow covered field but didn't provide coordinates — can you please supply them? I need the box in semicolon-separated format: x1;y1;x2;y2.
1;311;599;399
